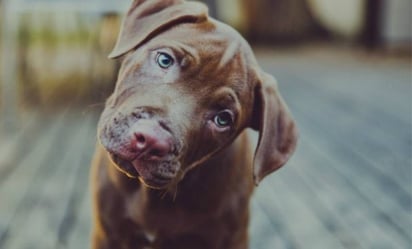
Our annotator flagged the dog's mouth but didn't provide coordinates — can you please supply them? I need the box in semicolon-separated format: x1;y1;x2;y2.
110;153;178;189
110;153;139;177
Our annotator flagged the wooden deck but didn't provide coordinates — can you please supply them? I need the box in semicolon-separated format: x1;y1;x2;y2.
0;47;411;249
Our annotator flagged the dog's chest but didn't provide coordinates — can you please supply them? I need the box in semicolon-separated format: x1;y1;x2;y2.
124;188;212;235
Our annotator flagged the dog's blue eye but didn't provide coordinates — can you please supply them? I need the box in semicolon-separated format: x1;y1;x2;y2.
214;110;234;128
156;52;174;69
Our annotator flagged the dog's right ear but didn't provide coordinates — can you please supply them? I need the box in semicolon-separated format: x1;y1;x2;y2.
109;0;208;59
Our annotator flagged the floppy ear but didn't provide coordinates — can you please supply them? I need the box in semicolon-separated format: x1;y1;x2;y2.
251;72;298;185
109;0;208;58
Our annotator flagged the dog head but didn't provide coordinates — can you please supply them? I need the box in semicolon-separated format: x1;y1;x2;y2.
98;0;298;189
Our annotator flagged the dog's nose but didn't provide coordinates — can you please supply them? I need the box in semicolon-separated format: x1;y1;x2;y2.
132;121;172;159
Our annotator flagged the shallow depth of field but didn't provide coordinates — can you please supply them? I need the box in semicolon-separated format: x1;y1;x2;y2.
0;1;411;248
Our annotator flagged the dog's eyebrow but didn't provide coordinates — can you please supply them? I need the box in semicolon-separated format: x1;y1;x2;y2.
218;40;240;70
173;43;200;66
213;87;241;111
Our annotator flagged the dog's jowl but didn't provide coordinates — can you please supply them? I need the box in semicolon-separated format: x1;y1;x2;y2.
91;1;298;249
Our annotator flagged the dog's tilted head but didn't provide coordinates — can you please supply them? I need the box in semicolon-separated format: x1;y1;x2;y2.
97;0;298;189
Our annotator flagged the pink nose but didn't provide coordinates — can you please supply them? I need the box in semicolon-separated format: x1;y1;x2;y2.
132;121;172;159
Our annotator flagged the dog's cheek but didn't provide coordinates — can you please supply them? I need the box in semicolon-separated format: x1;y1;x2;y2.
194;129;223;160
97;111;113;144
206;120;240;149
97;110;133;155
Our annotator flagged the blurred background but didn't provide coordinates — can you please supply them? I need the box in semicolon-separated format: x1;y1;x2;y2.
0;0;410;248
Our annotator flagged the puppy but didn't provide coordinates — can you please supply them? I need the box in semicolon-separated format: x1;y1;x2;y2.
91;1;298;248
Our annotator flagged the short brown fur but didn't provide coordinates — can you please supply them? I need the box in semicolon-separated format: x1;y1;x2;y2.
91;1;298;248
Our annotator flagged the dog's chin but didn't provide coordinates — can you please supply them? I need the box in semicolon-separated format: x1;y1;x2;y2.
110;153;175;189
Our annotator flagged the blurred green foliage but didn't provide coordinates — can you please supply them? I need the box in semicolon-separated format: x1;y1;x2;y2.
13;12;119;108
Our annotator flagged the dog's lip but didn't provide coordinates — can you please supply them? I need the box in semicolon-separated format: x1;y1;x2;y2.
110;152;175;188
110;153;139;177
131;159;174;188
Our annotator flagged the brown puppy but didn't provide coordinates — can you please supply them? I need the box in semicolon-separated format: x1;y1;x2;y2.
91;1;298;248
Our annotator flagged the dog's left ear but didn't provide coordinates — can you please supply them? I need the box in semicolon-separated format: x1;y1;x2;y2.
109;0;208;58
250;72;298;185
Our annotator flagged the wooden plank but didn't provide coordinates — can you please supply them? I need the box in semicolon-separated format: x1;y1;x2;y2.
55;116;96;248
296;117;412;241
4;114;94;249
0;111;68;245
287;71;412;157
287;135;409;248
269;67;412;190
248;127;348;249
0;112;41;183
63;116;100;248
293;80;412;192
257;50;411;124
247;131;299;249
285;75;411;246
0;112;37;151
254;171;346;249
249;198;299;249
271;67;411;158
282;86;412;241
298;63;411;121
65;187;92;249
254;52;412;248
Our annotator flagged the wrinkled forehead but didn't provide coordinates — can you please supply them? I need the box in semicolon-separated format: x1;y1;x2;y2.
145;18;257;82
